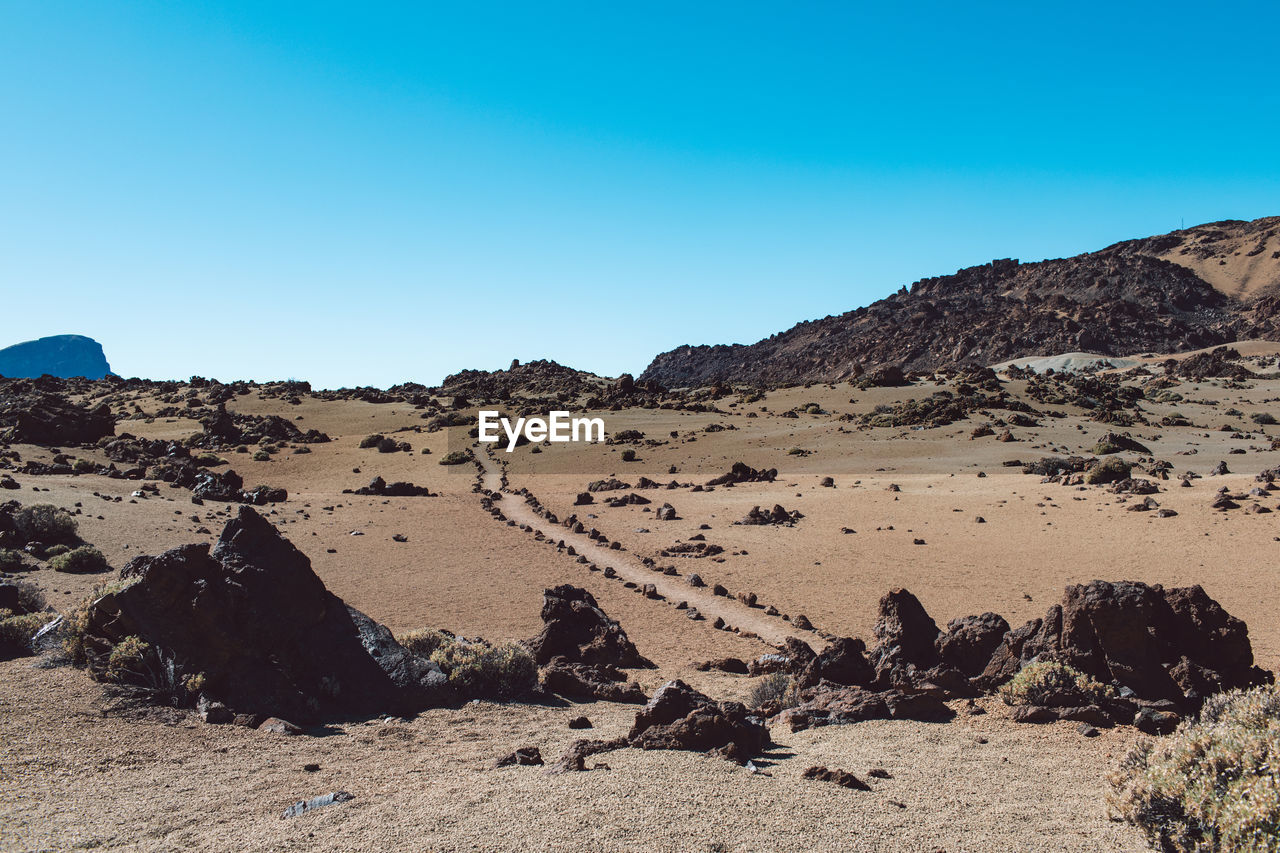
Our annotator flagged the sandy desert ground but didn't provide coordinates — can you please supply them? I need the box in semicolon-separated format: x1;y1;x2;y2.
6;343;1280;851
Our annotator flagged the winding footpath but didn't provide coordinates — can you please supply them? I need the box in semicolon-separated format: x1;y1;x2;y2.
473;445;810;649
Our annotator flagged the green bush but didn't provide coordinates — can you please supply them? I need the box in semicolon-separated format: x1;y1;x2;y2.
49;546;111;574
72;458;96;474
252;450;271;462
13;504;79;544
1086;457;1132;485
998;661;1114;707
621;449;637;462
425;635;537;699
1108;685;1280;852
0;548;27;572
104;635;151;684
194;452;226;467
0;611;49;654
438;450;472;466
359;434;384;449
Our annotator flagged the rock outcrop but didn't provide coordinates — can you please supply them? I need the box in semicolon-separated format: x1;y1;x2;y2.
75;506;452;722
527;585;651;702
640;217;1280;386
627;679;769;763
0;380;115;445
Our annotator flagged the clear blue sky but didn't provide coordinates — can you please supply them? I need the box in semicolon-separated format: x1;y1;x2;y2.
2;2;1277;387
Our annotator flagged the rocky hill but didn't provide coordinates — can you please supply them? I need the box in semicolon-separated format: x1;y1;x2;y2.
0;335;112;380
641;217;1280;387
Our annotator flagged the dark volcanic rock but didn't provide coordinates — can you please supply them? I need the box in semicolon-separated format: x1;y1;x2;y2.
349;476;434;497
526;585;652;669
802;765;871;791
0;334;111;380
980;580;1273;709
627;679;769;763
0;381;115;445
76;506;452;722
870;588;942;680
640;235;1250;386
936;613;1011;677
540;656;647;703
706;462;778;487
779;686;955;731
796;637;876;688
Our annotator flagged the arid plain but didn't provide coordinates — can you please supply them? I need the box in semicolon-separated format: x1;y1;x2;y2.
4;340;1280;851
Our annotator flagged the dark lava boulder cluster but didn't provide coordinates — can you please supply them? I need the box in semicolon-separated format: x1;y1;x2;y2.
734;504;803;526
345;476;435;497
193;405;330;449
757;581;1271;734
0;379;115;445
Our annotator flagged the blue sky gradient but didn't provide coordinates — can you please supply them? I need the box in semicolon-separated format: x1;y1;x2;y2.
2;2;1278;387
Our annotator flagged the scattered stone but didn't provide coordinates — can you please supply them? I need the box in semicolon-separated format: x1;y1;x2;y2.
496;747;544;767
281;791;354;819
802;765;871;791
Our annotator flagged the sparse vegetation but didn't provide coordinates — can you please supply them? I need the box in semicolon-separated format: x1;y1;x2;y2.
1085;457;1132;485
49;546;111;574
104;635;151;684
14;504;79;544
359;434;384;449
398;628;453;659
0;548;28;572
748;672;800;710
1251;412;1277;426
252;450;271;461
998;661;1114;707
399;628;536;699
0;611;49;655
1108;685;1280;852
430;639;537;699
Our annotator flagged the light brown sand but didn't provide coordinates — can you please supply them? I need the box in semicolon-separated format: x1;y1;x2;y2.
8;356;1280;850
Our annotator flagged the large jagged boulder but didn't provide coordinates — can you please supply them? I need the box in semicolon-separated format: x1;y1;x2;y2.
980;580;1273;710
936;613;1010;677
796;637;876;688
76;506;451;722
526;585;652;669
869;588;946;687
628;679;769;763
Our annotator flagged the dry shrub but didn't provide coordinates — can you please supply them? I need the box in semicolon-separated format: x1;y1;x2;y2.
748;672;800;710
0;611;50;656
398;628;454;659
14;504;78;544
998;660;1114;707
49;546;110;574
1108;685;1280;852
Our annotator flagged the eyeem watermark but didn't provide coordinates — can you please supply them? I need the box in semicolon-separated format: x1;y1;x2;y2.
478;410;606;452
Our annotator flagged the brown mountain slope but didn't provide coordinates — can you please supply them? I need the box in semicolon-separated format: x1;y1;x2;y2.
1111;217;1280;300
640;217;1280;388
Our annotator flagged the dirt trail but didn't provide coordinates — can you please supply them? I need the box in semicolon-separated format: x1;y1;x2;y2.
473;446;811;649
